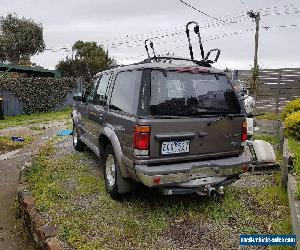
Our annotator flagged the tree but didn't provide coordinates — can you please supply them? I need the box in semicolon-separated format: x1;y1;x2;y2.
56;40;117;82
0;13;45;65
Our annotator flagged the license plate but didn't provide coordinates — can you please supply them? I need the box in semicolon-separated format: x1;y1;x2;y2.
161;140;190;155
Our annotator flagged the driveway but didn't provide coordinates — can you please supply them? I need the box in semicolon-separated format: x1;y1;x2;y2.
0;121;66;250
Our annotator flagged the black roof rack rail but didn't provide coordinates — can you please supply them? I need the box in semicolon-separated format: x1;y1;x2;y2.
140;56;212;67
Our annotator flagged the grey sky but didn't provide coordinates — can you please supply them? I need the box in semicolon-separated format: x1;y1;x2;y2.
1;0;300;70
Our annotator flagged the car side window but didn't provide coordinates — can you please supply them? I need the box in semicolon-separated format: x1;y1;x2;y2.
85;76;101;103
94;73;111;105
109;70;141;114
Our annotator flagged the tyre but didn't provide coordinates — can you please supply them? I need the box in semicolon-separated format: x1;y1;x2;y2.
72;123;85;151
103;145;121;199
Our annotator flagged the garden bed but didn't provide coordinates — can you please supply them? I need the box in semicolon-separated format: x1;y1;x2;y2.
20;136;293;249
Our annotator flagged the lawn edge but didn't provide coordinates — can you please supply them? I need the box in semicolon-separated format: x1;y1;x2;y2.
18;161;64;250
283;138;300;249
287;174;300;249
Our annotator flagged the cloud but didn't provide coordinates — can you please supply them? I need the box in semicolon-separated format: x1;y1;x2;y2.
1;0;300;70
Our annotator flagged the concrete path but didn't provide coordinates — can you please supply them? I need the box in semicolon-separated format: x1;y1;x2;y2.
0;121;66;250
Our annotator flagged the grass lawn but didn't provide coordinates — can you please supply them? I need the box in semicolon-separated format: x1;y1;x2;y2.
0;135;33;154
0;108;72;130
24;138;292;249
288;139;300;198
255;112;281;121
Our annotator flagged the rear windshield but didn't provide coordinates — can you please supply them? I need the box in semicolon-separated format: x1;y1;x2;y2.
150;70;241;116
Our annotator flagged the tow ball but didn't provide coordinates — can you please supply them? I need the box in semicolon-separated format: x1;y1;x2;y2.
203;185;224;197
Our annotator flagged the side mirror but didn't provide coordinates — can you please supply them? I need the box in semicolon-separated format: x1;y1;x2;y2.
73;93;83;102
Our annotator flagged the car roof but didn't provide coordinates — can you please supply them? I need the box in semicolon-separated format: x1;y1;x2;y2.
96;57;225;76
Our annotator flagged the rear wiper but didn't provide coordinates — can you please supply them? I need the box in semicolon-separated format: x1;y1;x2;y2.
141;115;188;119
207;114;244;126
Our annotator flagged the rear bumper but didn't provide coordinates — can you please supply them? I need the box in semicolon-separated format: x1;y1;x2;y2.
135;153;250;188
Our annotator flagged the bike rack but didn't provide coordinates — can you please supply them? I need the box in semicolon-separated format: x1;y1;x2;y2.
144;39;157;61
204;49;221;63
186;21;205;61
141;21;222;66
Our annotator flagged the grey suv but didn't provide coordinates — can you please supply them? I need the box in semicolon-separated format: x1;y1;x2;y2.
72;57;250;199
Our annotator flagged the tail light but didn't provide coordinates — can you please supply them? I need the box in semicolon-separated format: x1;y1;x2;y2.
134;125;150;156
241;121;247;142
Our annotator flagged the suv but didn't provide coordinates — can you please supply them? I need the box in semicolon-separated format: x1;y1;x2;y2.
72;57;250;199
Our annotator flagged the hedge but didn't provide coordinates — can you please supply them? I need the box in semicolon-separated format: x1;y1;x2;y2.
281;98;300;120
284;111;300;140
0;77;76;114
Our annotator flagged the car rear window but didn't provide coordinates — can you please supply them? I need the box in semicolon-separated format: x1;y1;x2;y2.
150;70;241;116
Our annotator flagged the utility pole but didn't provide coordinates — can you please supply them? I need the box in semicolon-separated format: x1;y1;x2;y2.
247;10;260;71
247;10;261;101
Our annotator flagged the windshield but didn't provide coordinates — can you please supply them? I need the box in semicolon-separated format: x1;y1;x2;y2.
150;70;241;116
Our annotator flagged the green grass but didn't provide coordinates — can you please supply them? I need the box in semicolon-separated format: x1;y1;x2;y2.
253;134;280;145
256;112;281;121
288;139;300;198
0;135;33;154
0;108;72;130
24;139;292;249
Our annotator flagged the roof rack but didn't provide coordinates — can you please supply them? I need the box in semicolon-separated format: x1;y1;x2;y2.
140;56;212;67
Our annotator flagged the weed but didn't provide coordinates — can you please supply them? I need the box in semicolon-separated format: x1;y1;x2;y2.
0;135;33;154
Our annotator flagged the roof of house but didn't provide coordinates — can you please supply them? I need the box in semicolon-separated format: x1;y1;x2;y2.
0;63;61;78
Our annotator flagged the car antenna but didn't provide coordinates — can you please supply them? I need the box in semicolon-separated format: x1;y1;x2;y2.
186;21;205;61
144;39;157;61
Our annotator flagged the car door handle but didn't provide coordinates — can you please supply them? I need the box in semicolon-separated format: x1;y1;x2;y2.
198;132;208;137
89;111;97;116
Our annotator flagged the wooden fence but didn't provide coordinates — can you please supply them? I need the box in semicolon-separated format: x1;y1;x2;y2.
232;68;300;113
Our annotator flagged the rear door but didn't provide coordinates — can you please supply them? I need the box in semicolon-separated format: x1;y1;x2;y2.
107;70;142;161
140;69;245;162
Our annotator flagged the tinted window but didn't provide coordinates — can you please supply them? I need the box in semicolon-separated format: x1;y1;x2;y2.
94;74;111;105
109;71;141;114
150;70;241;116
85;76;100;103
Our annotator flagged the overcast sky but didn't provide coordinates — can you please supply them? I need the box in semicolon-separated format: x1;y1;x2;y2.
1;0;300;70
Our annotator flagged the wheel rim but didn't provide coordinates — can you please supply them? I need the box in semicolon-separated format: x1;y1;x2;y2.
106;154;116;187
73;127;78;145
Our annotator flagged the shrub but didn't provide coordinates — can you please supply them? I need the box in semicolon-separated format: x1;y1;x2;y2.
285;111;300;140
0;77;76;114
281;98;300;120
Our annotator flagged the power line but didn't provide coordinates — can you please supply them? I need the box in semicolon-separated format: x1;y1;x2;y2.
178;0;225;22
119;22;300;62
106;5;300;49
41;5;300;54
105;4;298;47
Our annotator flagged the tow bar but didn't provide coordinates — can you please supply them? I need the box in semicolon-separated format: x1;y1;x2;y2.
202;185;224;197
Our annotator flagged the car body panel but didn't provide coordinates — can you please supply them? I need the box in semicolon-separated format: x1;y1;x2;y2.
72;59;250;194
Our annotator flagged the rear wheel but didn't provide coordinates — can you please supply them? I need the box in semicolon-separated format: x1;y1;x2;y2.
72;123;84;151
103;145;121;199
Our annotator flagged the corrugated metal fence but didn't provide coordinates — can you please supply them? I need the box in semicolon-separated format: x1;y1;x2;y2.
233;68;300;113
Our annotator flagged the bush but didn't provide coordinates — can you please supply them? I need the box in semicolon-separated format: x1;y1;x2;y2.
0;77;76;114
281;98;300;120
285;111;300;140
